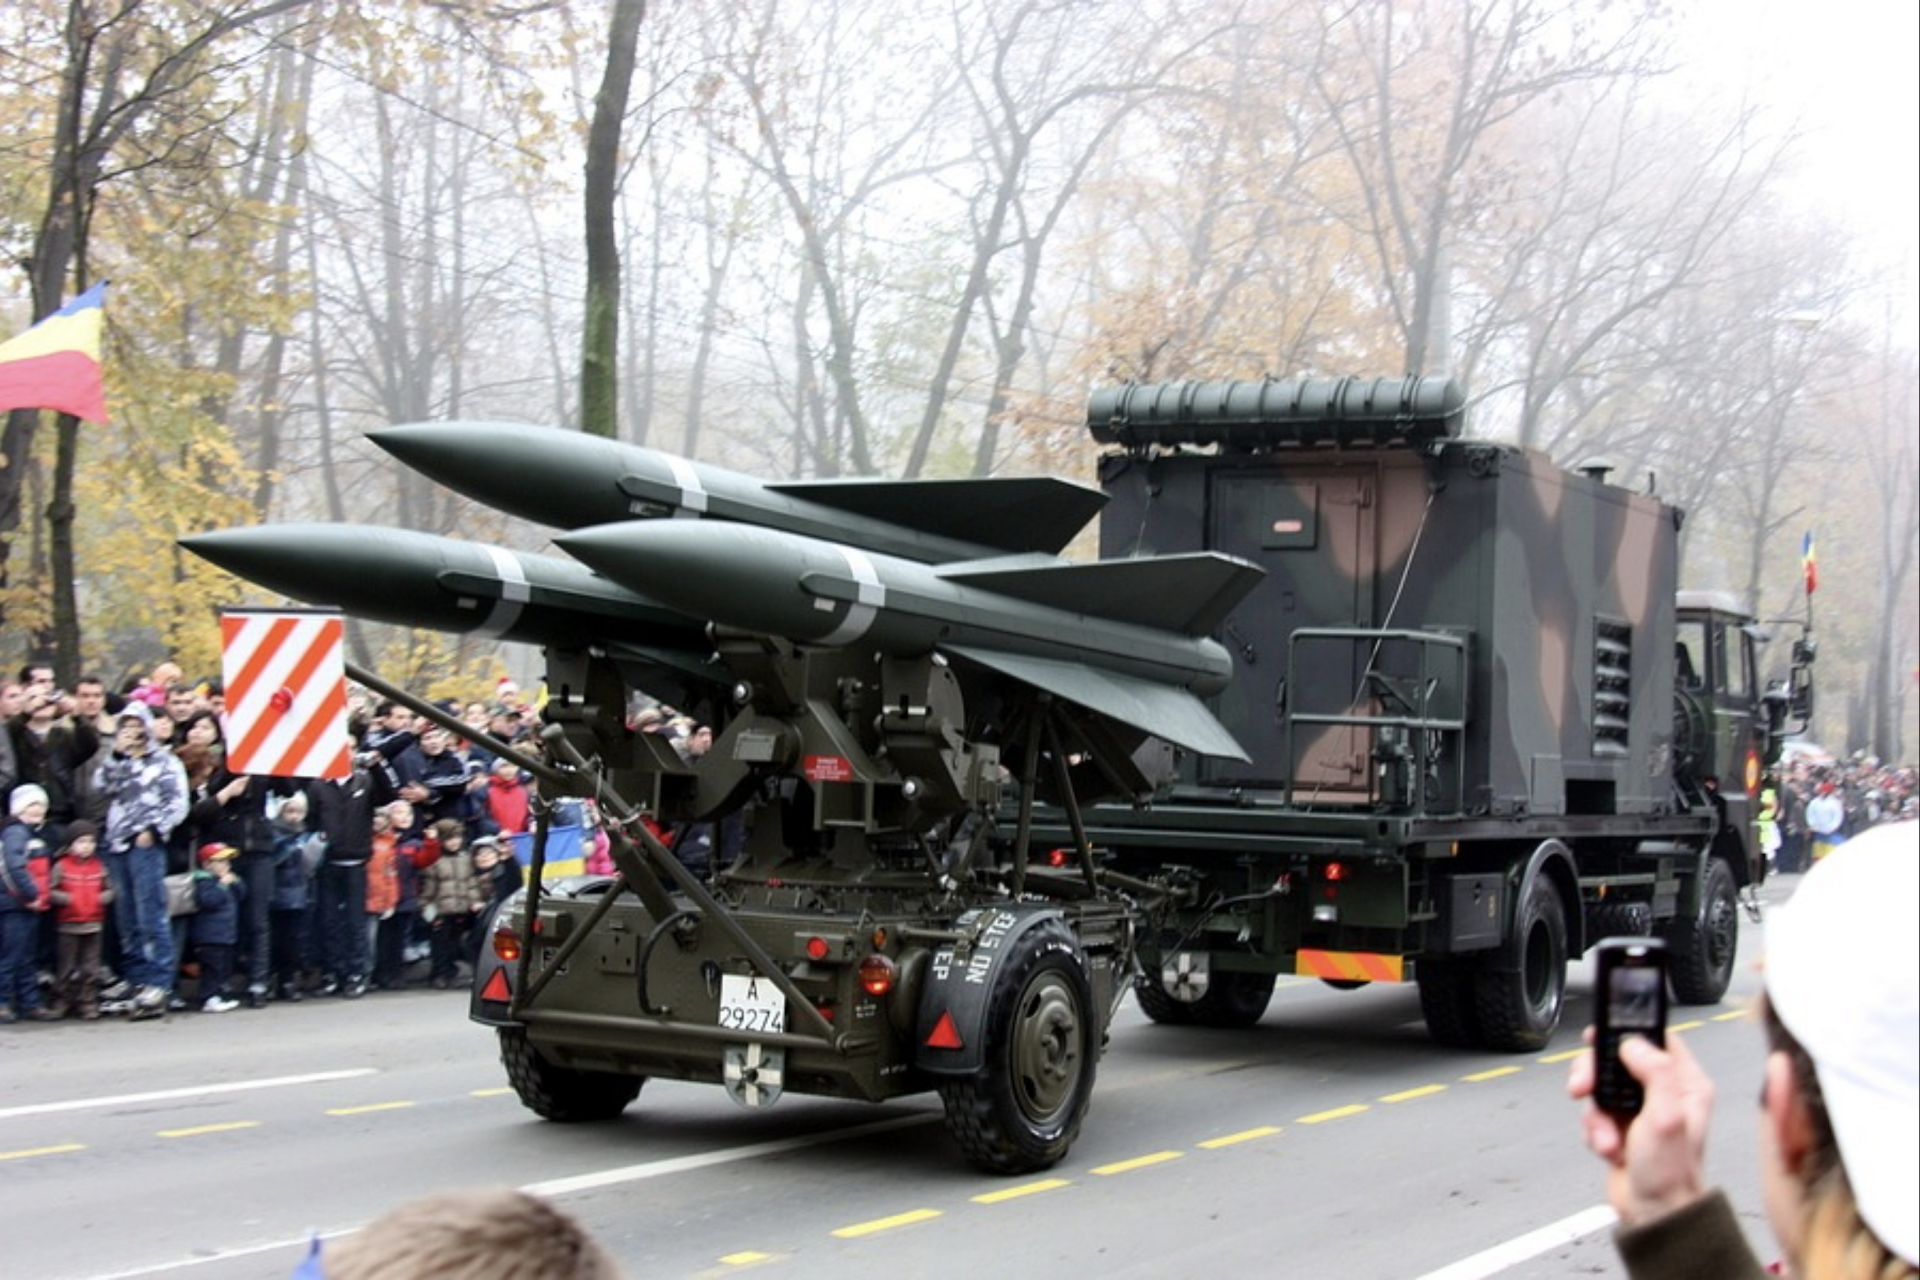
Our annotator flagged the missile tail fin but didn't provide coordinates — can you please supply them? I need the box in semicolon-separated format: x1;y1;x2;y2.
768;476;1106;556
944;644;1248;761
938;552;1264;636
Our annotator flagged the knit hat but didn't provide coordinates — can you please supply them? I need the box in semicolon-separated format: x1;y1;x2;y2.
61;819;98;845
1765;820;1918;1264
9;784;49;816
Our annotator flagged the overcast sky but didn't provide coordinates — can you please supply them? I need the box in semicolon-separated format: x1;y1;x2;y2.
1678;0;1919;345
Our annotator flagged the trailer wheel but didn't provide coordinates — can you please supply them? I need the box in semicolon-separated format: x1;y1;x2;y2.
1130;971;1195;1025
1665;858;1738;1005
1189;971;1277;1027
1416;958;1483;1049
1473;875;1568;1052
939;919;1096;1174
499;1026;643;1121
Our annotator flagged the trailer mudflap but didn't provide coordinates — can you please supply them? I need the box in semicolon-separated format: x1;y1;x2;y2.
914;903;1069;1076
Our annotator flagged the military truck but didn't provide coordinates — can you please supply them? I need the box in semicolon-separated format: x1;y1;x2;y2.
1053;378;1814;1050
186;374;1810;1173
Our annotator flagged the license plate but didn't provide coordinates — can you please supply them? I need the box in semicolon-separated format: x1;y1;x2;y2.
719;973;786;1035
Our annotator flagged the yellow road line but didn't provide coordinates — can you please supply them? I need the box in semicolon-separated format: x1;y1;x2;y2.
158;1121;261;1139
325;1101;416;1116
1380;1084;1447;1103
720;1251;776;1266
831;1209;941;1238
1463;1066;1522;1082
471;1087;515;1097
1669;1020;1704;1033
1538;1048;1583;1064
972;1178;1071;1204
0;1142;85;1161
1298;1104;1368;1124
1198;1125;1281;1148
1091;1150;1184;1175
1710;1010;1749;1022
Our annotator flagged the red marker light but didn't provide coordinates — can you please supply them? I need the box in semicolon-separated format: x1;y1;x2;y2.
270;686;294;713
805;936;831;962
1047;847;1070;868
925;1010;964;1050
1323;861;1347;883
858;953;896;997
480;968;511;1002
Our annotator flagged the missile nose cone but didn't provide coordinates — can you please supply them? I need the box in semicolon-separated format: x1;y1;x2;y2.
178;525;308;583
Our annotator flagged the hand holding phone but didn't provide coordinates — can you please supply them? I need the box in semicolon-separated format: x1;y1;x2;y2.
1593;937;1668;1120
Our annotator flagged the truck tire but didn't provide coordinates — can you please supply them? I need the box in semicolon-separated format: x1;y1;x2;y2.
939;919;1097;1174
1130;971;1195;1025
1664;858;1738;1005
499;1026;643;1122
1416;958;1482;1049
1472;875;1568;1052
1585;901;1652;941
1189;971;1276;1027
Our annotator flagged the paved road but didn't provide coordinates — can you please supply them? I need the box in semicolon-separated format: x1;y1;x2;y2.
0;877;1798;1279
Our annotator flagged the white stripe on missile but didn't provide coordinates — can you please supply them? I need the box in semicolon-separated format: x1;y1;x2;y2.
817;545;883;646
666;455;709;516
478;545;530;637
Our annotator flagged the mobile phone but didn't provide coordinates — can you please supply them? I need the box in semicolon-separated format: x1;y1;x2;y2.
1593;936;1668;1120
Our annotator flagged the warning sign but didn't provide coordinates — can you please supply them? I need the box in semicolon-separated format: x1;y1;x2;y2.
221;609;351;779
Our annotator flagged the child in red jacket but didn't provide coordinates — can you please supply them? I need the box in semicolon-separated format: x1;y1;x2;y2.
47;820;114;1019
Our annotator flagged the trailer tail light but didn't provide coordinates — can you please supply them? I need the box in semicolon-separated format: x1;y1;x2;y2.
1047;846;1071;868
492;923;523;963
859;953;897;997
804;935;832;962
1323;861;1348;883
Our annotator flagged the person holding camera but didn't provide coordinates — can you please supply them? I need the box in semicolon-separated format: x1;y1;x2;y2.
1569;820;1917;1279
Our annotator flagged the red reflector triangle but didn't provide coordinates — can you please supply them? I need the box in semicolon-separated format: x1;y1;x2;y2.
925;1010;963;1050
480;968;512;1003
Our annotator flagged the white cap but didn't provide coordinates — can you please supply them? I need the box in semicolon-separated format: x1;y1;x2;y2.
1765;820;1918;1264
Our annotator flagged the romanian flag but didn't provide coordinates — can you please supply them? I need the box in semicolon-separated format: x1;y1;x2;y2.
0;283;108;422
1802;530;1817;596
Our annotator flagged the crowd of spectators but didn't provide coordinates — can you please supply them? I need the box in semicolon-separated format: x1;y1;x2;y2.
0;660;586;1023
1762;748;1916;873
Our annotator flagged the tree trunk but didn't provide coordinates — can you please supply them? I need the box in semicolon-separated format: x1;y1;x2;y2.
580;0;647;439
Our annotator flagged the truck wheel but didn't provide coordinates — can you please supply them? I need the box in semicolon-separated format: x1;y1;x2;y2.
499;1026;643;1122
1585;901;1652;941
939;920;1097;1174
1665;858;1738;1005
1189;971;1276;1027
1130;971;1195;1025
1472;875;1568;1052
1416;958;1482;1049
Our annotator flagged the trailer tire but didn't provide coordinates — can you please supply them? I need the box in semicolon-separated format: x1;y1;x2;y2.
1417;958;1482;1049
1665;857;1738;1005
1473;875;1568;1052
499;1026;643;1122
939;919;1096;1174
1130;971;1195;1025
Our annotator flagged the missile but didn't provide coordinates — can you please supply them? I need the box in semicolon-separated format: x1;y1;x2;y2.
554;520;1265;759
179;524;719;679
369;420;1108;562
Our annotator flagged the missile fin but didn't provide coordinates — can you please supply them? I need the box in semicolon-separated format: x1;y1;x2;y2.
768;476;1107;556
943;643;1249;761
936;552;1265;636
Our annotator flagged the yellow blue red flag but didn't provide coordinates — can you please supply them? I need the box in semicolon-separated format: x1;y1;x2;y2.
1801;530;1817;596
0;283;108;423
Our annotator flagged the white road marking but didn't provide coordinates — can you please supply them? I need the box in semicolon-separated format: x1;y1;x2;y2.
1413;1204;1618;1280
0;1069;379;1121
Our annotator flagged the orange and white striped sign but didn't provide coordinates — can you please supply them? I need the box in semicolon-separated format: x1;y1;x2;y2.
220;609;351;779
